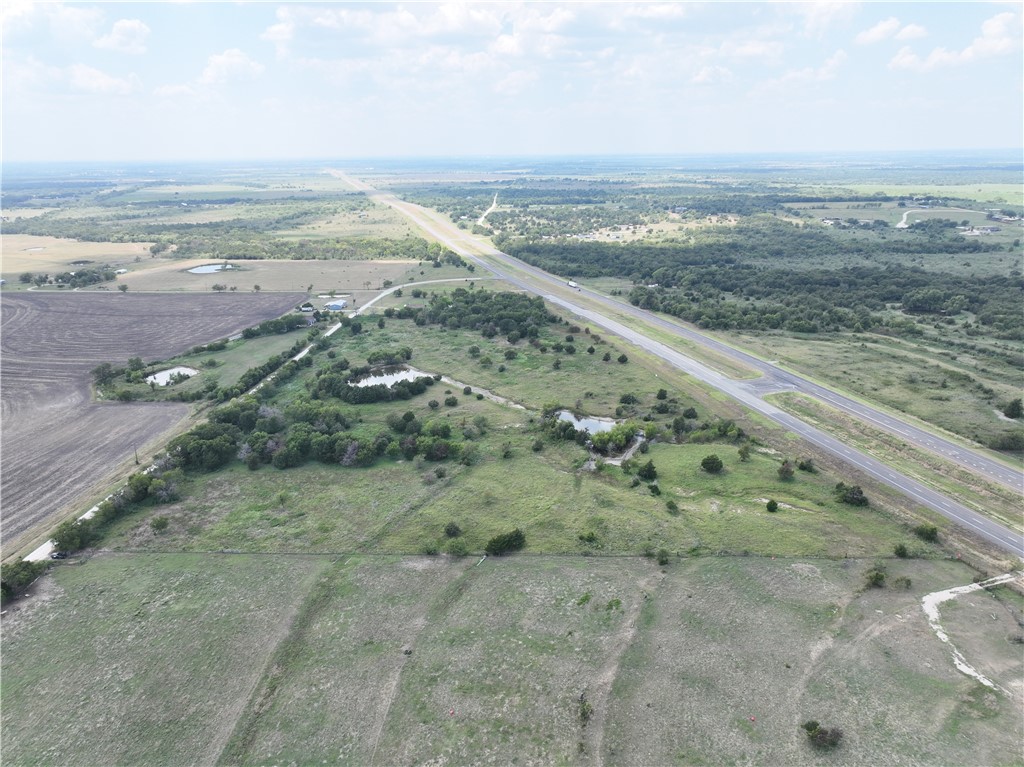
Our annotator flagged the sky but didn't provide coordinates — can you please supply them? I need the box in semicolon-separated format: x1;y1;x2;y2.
2;1;1022;162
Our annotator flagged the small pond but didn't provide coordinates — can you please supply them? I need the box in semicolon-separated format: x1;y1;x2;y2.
353;366;431;388
187;263;237;274
556;410;617;434
146;366;199;386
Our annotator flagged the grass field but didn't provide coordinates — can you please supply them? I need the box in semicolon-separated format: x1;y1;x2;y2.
276;200;420;240
1;234;152;276
840;183;1024;206
109;258;416;295
101;313;926;560
727;330;1024;451
767;392;1024;536
3;553;1020;766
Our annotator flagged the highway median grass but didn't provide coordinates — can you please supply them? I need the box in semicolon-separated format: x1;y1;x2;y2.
768;392;1024;536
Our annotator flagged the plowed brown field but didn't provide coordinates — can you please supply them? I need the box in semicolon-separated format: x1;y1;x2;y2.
0;291;303;554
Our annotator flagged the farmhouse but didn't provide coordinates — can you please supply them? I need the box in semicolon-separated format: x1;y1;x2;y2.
323;300;348;311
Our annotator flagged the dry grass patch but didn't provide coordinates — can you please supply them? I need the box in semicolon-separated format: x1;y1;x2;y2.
1;234;152;275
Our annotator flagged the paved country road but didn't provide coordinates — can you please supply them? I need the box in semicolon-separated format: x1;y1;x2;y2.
333;171;1024;558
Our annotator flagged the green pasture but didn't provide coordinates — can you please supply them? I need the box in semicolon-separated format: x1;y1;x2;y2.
4;554;1020;767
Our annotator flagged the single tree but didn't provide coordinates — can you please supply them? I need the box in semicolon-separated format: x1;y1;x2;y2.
1004;398;1023;419
637;459;658;481
701;454;724;474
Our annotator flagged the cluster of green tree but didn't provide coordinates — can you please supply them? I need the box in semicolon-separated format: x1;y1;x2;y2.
503;217;1000;277
241;315;312;339
582;259;1018;339
0;559;48;603
412;288;557;339
48;464;183;555
1;178;111;208
19;267;116;288
366;347;413;365
314;374;437;404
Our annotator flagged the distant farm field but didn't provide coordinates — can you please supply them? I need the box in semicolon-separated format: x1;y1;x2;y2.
0;291;303;554
841;183;1024;206
3;553;1020;766
0;234;152;275
111;258;416;296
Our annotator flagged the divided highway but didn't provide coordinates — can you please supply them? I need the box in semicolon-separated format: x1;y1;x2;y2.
335;172;1024;558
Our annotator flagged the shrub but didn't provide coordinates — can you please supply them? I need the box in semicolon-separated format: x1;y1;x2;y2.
834;482;868;506
649;484;661;496
914;524;939;543
1004;398;1023;419
532;439;544;452
444;396;458;407
777;460;795;480
893;542;909;558
766;499;778;513
444;522;462;538
428;400;440;409
446;538;469;557
865;566;886;588
738;444;751;462
802;721;843;749
637;460;658;481
150;516;169;533
463;386;472;395
485;528;526;556
666;500;679;515
617;354;629;364
797;457;816;472
893;576;912;590
700;454;724;474
657;548;670;566
656;388;668;400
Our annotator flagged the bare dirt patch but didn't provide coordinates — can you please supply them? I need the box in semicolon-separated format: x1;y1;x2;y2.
0;291;302;553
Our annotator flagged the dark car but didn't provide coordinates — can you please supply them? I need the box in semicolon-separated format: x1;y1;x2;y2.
50;551;68;560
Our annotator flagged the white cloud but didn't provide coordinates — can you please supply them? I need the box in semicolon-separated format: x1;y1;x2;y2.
720;39;784;59
788;1;860;37
47;3;103;41
855;17;901;45
68;63;141;95
691;65;734;85
198;49;265;85
773;49;847;85
894;23;926;41
493;69;539;96
154;83;198;99
856;17;928;45
94;19;150;54
625;3;691;21
889;12;1019;71
0;0;36;31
